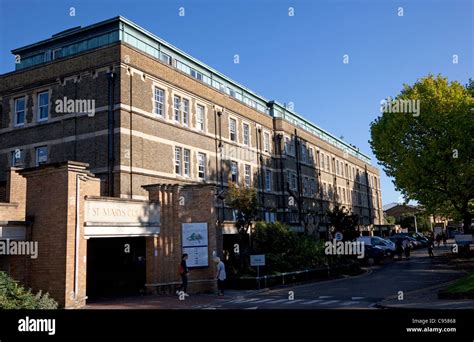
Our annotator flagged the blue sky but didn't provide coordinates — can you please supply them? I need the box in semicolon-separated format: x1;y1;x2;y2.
0;0;472;205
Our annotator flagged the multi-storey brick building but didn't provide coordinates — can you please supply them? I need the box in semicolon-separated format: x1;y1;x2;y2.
0;16;383;236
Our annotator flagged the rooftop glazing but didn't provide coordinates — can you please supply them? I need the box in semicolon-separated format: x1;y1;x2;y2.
10;16;371;164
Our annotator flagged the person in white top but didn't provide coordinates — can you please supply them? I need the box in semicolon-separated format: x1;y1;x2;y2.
214;257;226;296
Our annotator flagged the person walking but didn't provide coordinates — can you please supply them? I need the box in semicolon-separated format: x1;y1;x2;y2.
215;257;226;296
435;234;442;247
427;239;434;258
176;253;190;297
395;239;404;260
442;233;447;247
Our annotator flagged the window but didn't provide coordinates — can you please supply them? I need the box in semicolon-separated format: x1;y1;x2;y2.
358;191;362;205
37;92;49;122
291;173;297;191
14;97;25;127
182;98;189;126
229;118;237;142
301;144;307;163
264;132;270;152
198;153;206;179
310;178;316;197
173;95;181;122
196;105;205;131
303;177;308;196
244;165;251;187
338;186;341;200
36;146;48;166
243;123;250;146
11;149;22;167
309;148;314;164
345;164;349;178
343;188;346;202
326;155;330;171
154;87;164;116
321;153;325;170
184;149;190;176
231;161;238;183
336;160;340;175
323;183;327;198
175;147;181;175
265;170;272;191
160;52;172;65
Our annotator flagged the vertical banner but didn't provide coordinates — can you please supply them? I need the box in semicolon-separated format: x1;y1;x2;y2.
182;223;209;267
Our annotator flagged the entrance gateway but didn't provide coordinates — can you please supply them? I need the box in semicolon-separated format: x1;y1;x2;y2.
84;197;160;298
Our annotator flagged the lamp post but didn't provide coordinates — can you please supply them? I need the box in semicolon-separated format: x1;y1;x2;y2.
414;213;418;234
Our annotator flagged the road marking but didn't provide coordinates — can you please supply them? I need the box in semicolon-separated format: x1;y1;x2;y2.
252;299;274;303
351;297;365;300
245;306;258;310
266;299;288;304
318;300;340;305
301;299;324;305
283;299;304;304
318;296;333;299
235;298;260;303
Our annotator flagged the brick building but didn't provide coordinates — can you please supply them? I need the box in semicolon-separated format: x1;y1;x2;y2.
0;17;384;305
0;16;383;232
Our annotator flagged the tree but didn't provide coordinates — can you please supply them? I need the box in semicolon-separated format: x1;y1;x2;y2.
385;215;396;225
326;204;360;241
370;75;474;233
226;182;258;236
226;182;258;270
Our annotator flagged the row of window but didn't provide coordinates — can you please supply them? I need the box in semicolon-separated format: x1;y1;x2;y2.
174;147;206;179
13;92;49;127
284;137;378;187
229;161;273;190
10;146;48;167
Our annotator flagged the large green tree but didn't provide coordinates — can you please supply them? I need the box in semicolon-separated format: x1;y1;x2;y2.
370;75;474;233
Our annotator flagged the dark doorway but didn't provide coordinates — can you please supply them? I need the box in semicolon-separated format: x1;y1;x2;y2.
87;237;146;299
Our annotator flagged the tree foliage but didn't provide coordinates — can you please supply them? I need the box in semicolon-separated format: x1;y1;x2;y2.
326;205;360;241
370;75;474;232
226;182;258;236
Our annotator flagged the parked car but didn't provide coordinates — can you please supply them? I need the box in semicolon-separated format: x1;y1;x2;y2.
361;245;386;265
411;233;429;247
356;236;396;256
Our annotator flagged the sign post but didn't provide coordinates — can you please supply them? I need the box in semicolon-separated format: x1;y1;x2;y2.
250;254;266;290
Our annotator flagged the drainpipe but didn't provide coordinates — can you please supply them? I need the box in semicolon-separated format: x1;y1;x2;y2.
107;71;116;196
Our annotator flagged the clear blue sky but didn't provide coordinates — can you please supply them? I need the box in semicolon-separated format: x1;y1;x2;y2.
0;0;472;205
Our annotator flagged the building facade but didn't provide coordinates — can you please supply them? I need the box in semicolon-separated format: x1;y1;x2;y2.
0;16;383;235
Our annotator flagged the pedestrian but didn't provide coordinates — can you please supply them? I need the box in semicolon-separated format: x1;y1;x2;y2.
176;253;190;297
442;233;447;247
435;234;441;247
214;257;226;296
395;239;403;260
428;239;434;258
404;239;411;260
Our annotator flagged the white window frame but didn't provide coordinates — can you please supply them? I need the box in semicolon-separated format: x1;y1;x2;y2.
198;152;206;179
154;86;165;116
231;161;238;183
14;97;26;127
229;117;237;142
175;147;182;175
263;131;270;153
181;98;189;127
11;149;22;167
183;148;190;177
301;144;307;163
196;104;205;132
265;169;272;191
244;164;251;187
35;146;48;166
242;122;250;146
173;95;181;122
37;91;49;122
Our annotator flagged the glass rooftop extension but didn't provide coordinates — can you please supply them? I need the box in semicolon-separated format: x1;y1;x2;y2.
10;16;371;165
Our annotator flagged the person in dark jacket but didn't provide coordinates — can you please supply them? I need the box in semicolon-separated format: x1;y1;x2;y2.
427;239;434;258
176;254;190;296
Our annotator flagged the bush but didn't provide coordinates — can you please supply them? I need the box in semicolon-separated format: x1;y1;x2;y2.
0;272;58;309
251;221;330;274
